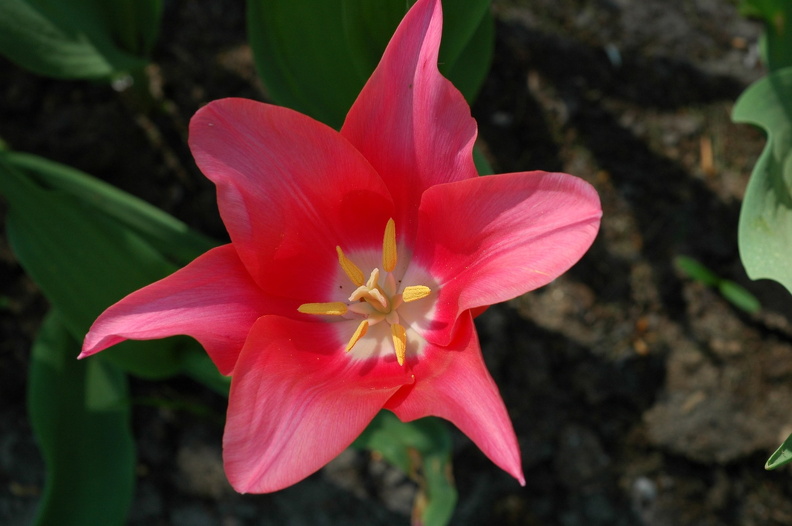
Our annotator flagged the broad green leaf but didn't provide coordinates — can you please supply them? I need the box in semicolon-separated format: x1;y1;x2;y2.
341;0;408;81
0;155;186;378
741;0;792;71
247;0;493;128
0;0;162;79
95;0;163;57
29;311;135;526
767;432;792;469
4;151;216;266
442;8;494;104
0;153;230;388
732;67;792;295
180;348;231;397
353;412;457;526
473;146;494;175
247;0;363;127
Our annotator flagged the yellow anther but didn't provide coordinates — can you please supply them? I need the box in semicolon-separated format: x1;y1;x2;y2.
301;218;432;363
402;285;431;302
382;218;397;273
346;320;369;351
337;246;365;286
298;302;348;315
391;323;407;366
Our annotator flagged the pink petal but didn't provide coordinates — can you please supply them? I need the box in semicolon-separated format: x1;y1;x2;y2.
341;0;478;244
224;316;413;493
81;245;282;375
189;98;394;300
384;312;524;484
411;171;601;345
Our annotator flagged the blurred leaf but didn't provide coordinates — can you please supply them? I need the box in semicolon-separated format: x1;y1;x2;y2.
247;0;493;128
767;432;792;470
247;0;362;128
353;412;457;526
97;0;163;57
718;280;761;314
741;0;792;71
29;310;134;526
0;0;162;79
732;67;792;296
180;348;231;397
675;255;762;313
0;154;187;378
439;1;494;103
4;151;216;266
674;256;720;287
473;146;494;175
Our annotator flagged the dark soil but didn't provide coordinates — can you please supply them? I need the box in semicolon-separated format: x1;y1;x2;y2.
3;0;792;524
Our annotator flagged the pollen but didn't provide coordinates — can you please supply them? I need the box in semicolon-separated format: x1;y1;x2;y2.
297;302;348;315
391;324;407;365
382;218;397;272
297;218;433;365
337;246;365;286
401;285;431;302
346;320;369;351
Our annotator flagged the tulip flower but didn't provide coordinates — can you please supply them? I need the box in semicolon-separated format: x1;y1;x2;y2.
80;0;601;493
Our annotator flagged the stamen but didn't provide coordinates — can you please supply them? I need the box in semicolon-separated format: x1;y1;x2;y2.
402;285;431;302
298;302;348;315
382;218;397;272
346;320;369;351
299;217;432;364
337;246;365;286
391;323;407;366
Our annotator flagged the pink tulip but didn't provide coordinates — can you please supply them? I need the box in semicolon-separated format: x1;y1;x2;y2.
81;0;601;493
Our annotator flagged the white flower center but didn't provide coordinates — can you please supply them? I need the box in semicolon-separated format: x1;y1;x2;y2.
298;218;432;365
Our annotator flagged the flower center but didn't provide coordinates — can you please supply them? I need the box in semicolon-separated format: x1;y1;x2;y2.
297;218;432;366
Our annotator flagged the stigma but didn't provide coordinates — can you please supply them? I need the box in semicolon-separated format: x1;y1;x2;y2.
298;218;432;366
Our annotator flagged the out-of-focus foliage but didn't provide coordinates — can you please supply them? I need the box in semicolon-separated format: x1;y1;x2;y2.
0;0;162;79
0;152;224;380
28;311;134;526
353;412;457;526
732;68;792;297
247;0;493;128
675;256;761;313
741;0;792;71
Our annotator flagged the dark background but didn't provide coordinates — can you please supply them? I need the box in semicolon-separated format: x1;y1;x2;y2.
3;0;792;524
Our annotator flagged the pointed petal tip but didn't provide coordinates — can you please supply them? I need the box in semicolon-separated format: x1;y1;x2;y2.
79;331;121;360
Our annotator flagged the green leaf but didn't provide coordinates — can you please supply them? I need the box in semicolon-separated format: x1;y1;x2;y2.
247;0;493;128
740;0;792;71
0;154;187;378
29;311;135;526
0;0;162;79
180;348;231;397
96;0;163;57
247;0;363;128
442;8;494;104
675;255;762;313
4;151;216;266
732;67;792;295
353;412;457;526
473;146;494;175
674;256;720;287
766;432;792;469
718;280;761;314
